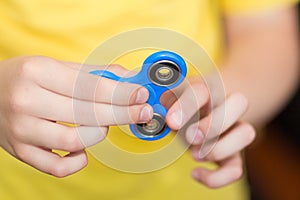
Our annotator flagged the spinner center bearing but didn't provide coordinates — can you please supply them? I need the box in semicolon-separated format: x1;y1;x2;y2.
135;114;167;138
148;60;181;86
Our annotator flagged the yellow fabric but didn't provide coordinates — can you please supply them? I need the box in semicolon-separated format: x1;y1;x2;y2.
0;0;297;199
222;0;299;15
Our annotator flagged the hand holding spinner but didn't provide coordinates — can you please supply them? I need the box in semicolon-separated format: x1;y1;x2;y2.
90;51;187;141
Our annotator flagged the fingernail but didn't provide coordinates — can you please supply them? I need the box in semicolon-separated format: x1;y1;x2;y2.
191;128;203;145
170;111;183;126
140;106;152;122
135;87;148;104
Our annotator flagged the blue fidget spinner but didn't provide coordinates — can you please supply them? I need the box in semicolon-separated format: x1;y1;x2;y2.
90;51;187;141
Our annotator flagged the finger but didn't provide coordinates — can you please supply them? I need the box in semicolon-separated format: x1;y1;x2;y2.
159;90;178;109
24;56;148;105
166;80;209;130
14;144;88;177
160;78;189;109
191;153;243;188
20;87;153;126
185;93;248;145
12;116;107;152
63;62;137;77
191;122;256;161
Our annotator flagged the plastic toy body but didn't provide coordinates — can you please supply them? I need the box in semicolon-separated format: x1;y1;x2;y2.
90;51;187;141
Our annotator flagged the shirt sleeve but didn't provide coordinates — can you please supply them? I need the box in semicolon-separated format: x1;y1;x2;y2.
221;0;299;15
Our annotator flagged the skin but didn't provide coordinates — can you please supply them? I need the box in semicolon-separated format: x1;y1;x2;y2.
0;5;298;188
165;6;299;188
0;57;153;177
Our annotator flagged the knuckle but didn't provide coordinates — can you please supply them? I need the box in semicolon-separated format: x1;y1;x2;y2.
18;56;39;77
59;130;82;152
204;176;218;189
50;154;87;178
50;162;69;178
231;166;244;181
17;57;35;78
10;121;26;140
17;56;53;78
14;144;28;161
8;89;30;113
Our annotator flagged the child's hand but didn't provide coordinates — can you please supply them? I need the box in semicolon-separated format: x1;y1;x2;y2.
0;56;152;177
164;77;256;188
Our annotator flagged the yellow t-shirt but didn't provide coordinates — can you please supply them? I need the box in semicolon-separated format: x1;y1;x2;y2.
0;0;297;199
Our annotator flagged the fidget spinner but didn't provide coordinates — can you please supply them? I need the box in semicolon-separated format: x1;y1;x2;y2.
90;51;187;141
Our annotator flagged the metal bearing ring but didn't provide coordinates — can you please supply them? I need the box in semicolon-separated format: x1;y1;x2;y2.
134;113;167;138
148;60;181;86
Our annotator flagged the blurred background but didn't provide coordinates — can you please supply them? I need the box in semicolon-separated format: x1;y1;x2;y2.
246;3;300;200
